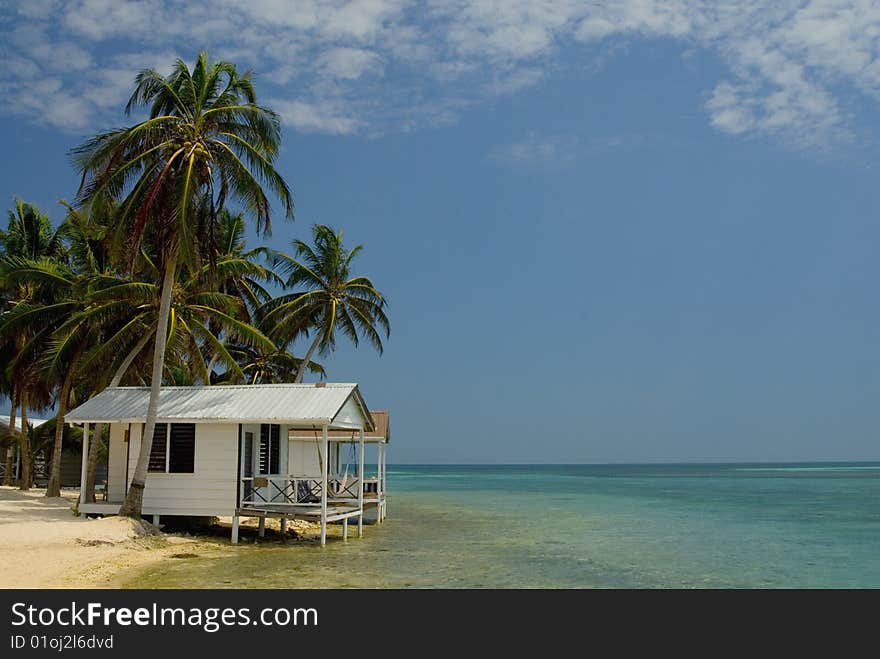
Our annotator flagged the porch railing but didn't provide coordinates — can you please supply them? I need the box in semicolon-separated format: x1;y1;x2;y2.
240;475;364;507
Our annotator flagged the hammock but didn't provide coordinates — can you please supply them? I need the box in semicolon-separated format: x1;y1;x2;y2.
311;430;354;497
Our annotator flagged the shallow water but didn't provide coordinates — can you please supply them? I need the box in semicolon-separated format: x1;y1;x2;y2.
126;463;880;588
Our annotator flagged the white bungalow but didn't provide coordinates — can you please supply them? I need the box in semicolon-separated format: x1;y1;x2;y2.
65;383;389;546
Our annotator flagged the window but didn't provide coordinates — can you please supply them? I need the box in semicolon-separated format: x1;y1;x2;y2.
148;424;168;472
169;424;195;473
243;431;254;478
259;424;280;474
147;423;195;474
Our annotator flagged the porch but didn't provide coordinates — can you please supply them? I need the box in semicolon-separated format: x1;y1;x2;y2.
234;425;389;545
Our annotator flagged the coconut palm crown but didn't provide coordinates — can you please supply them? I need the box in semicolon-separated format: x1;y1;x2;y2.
265;224;389;383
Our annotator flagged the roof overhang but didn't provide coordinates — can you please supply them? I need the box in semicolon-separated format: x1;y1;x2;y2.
66;384;376;432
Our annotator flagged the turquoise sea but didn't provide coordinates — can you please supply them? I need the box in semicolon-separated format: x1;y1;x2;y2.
130;463;880;588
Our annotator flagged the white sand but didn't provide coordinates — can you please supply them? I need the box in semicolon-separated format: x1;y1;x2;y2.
0;486;186;588
0;487;328;588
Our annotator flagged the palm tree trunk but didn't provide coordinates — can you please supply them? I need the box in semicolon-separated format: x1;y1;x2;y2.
46;364;78;497
118;255;177;518
18;392;30;491
294;333;322;383
205;339;224;383
3;394;17;486
85;425;103;503
85;331;152;502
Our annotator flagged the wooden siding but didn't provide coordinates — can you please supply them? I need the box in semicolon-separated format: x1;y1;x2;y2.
126;422;238;517
288;438;322;477
107;423;128;502
331;394;369;429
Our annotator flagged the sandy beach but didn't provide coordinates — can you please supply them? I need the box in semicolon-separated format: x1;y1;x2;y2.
0;486;174;588
0;486;337;589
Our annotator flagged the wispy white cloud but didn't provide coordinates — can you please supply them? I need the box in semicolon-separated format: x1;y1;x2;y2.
488;130;668;168
316;47;384;80
268;98;360;135
488;132;578;168
0;0;877;151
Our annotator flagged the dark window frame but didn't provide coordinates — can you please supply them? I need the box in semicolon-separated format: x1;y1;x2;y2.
146;423;196;474
259;424;281;475
243;431;254;478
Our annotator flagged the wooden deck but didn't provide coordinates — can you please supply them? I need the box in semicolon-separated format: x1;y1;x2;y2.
78;502;122;515
237;504;361;522
234;504;364;544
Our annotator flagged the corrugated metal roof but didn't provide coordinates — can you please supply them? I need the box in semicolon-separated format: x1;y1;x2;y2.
66;384;373;429
289;410;389;441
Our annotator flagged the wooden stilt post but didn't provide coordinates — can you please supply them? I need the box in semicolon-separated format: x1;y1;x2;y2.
358;427;365;538
231;514;240;544
152;515;160;526
343;517;348;542
79;424;89;505
258;516;265;537
321;425;328;547
380;442;387;522
280;517;287;537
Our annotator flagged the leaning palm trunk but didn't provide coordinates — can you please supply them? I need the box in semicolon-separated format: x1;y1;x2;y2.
3;397;17;486
118;256;176;518
85;426;102;503
85;331;152;502
18;393;30;490
46;361;78;497
293;333;322;383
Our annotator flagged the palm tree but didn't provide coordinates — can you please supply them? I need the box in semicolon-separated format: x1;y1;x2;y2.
56;197;133;501
225;340;325;385
0;255;93;496
0;200;65;262
1;305;17;485
265;225;390;383
2;195;125;498
72;52;293;517
205;209;282;311
197;209;283;375
81;252;277;385
0;200;66;490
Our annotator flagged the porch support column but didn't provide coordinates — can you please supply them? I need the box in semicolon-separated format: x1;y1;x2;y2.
320;424;328;546
231;514;240;544
376;444;385;499
79;423;90;505
258;516;265;537
380;442;387;522
358;427;365;538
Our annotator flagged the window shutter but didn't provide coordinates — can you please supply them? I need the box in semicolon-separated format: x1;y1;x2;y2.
271;424;280;474
148;423;168;472
259;425;270;474
243;432;254;478
259;424;281;474
169;424;195;473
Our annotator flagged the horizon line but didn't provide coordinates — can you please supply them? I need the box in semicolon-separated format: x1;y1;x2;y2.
382;459;880;466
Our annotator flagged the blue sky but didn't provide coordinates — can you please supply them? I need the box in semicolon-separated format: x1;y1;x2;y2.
1;1;879;463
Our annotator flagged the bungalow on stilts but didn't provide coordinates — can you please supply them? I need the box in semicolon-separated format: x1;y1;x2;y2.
65;383;389;545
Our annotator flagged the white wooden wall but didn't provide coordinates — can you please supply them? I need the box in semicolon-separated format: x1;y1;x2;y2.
107;423;128;503
332;395;366;428
288;438;322;477
126;422;238;517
